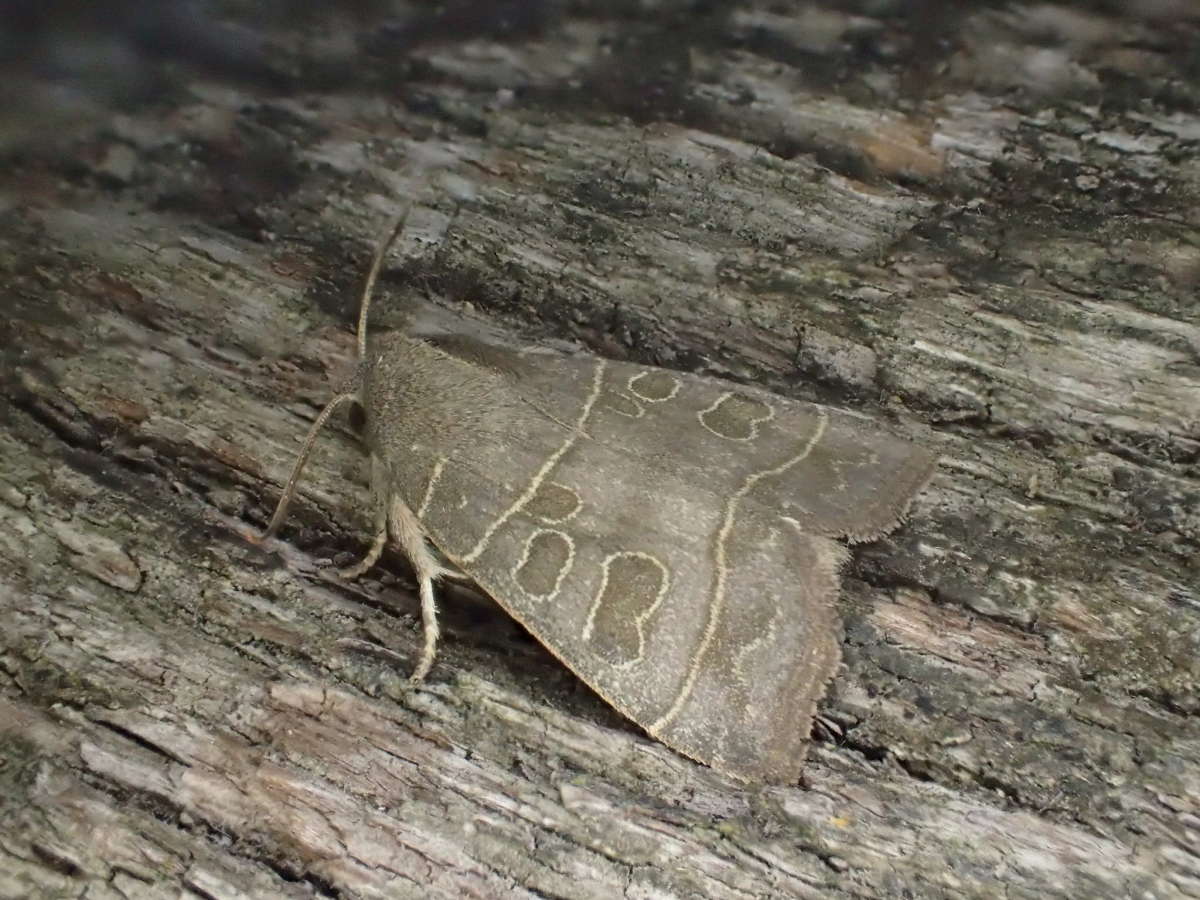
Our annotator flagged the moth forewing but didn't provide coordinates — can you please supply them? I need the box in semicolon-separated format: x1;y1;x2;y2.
376;341;936;782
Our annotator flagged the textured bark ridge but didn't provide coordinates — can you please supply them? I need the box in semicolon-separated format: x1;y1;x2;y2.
1;3;1197;898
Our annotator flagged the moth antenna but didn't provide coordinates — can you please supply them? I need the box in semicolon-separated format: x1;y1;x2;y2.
252;391;358;543
255;209;410;545
356;208;412;360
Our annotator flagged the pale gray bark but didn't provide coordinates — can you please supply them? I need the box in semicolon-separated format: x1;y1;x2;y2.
1;3;1197;898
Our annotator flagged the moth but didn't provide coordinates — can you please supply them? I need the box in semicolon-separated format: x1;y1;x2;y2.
254;213;937;783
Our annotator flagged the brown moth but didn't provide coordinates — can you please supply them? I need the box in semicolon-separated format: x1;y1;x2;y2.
255;213;937;783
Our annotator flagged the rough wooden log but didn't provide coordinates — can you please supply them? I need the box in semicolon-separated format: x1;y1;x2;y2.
1;3;1197;898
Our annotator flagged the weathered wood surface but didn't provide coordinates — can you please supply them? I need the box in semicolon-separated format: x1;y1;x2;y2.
1;3;1197;898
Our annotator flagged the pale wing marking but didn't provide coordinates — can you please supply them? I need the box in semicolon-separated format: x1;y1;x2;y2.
511;527;576;601
581;551;671;668
648;410;829;734
460;360;607;564
417;456;447;518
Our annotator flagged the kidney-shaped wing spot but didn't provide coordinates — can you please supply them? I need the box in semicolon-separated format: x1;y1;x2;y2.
602;390;646;419
698;393;776;441
628;370;682;402
512;528;576;601
523;480;584;524
582;551;672;668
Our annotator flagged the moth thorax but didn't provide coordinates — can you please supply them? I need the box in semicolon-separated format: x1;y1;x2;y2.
361;333;504;457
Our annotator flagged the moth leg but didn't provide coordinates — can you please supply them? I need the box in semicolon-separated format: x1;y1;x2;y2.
428;543;472;584
386;492;451;682
434;559;472;583
338;516;387;580
338;454;389;580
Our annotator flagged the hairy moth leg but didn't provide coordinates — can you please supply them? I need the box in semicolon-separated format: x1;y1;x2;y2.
338;454;459;679
339;455;390;579
386;492;454;681
339;514;387;580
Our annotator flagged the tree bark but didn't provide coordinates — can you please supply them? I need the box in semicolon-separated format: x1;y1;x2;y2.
1;3;1197;898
